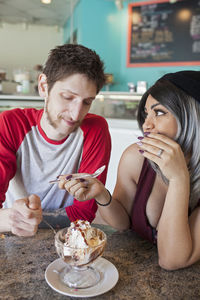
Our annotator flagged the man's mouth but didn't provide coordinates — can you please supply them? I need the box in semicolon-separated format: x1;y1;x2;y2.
63;119;78;127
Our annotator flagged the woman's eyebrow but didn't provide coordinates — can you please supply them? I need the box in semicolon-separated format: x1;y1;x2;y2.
151;103;160;109
144;103;160;111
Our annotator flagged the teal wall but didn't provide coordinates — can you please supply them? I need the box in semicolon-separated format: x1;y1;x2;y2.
63;0;200;91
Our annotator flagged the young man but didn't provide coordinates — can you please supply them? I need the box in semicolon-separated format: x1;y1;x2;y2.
0;44;111;237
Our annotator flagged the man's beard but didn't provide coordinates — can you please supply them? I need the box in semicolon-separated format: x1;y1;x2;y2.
44;98;82;134
44;100;60;130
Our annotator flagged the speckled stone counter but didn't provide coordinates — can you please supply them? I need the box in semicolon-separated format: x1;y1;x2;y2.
1;224;200;300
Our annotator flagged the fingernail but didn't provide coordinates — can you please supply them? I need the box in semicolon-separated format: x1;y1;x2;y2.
137;142;143;146
144;132;150;136
139;149;144;154
137;136;144;140
66;175;72;180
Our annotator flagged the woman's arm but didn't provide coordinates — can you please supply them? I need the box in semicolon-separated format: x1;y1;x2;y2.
157;174;192;270
157;176;200;270
96;145;140;230
139;132;200;270
59;144;143;231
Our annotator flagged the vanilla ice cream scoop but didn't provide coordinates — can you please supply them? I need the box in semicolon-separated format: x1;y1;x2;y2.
64;220;102;249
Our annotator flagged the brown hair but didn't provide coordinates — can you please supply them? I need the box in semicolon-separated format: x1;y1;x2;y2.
43;44;106;93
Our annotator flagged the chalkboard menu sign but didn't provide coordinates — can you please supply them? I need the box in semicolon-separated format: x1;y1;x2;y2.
127;0;200;67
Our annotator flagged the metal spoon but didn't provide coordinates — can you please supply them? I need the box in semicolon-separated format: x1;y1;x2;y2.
49;165;106;184
42;219;57;235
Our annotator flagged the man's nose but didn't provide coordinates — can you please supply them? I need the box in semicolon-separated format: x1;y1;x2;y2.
70;101;83;121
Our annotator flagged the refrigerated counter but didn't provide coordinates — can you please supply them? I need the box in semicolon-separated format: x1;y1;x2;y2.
0;94;44;112
0;91;142;119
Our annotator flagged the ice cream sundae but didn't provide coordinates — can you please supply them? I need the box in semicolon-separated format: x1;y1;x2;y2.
55;220;106;266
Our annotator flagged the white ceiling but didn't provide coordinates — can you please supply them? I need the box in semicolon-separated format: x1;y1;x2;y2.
0;0;127;28
0;0;79;27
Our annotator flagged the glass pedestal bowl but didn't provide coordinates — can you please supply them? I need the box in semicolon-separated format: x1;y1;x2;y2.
55;226;107;289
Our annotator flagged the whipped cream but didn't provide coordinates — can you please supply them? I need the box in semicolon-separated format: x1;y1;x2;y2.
63;220;104;263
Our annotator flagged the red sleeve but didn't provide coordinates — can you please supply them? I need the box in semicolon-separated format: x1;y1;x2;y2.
65;114;111;222
0;110;20;207
0;108;41;207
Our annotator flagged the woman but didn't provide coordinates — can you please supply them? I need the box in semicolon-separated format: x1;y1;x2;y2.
58;71;200;270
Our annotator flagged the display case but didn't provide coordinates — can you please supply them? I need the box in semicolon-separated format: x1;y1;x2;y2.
0;94;44;112
0;92;142;120
91;92;142;120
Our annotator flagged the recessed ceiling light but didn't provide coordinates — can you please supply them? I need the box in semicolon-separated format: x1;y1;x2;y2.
41;0;51;4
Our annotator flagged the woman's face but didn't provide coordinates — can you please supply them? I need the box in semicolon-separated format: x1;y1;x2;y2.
142;94;178;139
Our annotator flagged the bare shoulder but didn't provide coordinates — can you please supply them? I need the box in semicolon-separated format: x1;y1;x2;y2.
118;143;144;184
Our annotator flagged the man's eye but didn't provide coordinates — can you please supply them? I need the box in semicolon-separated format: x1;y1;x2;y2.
63;96;72;100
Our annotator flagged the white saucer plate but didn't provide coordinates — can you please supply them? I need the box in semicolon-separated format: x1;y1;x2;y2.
45;257;119;298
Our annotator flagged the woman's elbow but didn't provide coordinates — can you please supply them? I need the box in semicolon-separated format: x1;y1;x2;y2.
158;256;189;271
158;246;194;270
158;258;180;271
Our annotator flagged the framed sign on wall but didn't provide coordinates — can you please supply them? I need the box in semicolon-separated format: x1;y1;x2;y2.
127;0;200;67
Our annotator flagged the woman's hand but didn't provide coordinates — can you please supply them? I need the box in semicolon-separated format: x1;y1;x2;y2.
58;173;106;202
138;133;189;181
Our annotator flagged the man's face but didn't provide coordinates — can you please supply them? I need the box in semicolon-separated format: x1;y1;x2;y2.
41;73;97;140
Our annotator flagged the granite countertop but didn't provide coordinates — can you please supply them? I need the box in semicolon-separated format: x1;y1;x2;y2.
1;224;200;300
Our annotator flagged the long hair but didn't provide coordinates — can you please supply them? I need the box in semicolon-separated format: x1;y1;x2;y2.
137;79;200;209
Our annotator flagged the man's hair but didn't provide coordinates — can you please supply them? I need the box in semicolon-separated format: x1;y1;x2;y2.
137;79;200;210
43;44;106;93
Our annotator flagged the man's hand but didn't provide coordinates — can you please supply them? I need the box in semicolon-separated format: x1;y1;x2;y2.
9;194;42;237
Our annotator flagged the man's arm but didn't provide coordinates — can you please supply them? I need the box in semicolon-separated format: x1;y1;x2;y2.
0;111;42;235
0;208;12;232
0;110;18;211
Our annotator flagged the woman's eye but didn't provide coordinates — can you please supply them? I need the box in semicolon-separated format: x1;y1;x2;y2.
154;109;166;116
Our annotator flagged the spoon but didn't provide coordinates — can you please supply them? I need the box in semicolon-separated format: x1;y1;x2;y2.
24;201;57;234
43;219;57;235
49;165;106;184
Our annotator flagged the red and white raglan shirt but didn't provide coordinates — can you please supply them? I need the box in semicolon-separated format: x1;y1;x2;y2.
0;108;111;222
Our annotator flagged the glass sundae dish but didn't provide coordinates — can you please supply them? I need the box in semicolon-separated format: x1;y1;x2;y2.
55;220;107;289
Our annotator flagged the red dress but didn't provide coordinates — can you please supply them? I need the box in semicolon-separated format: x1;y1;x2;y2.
131;158;157;243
